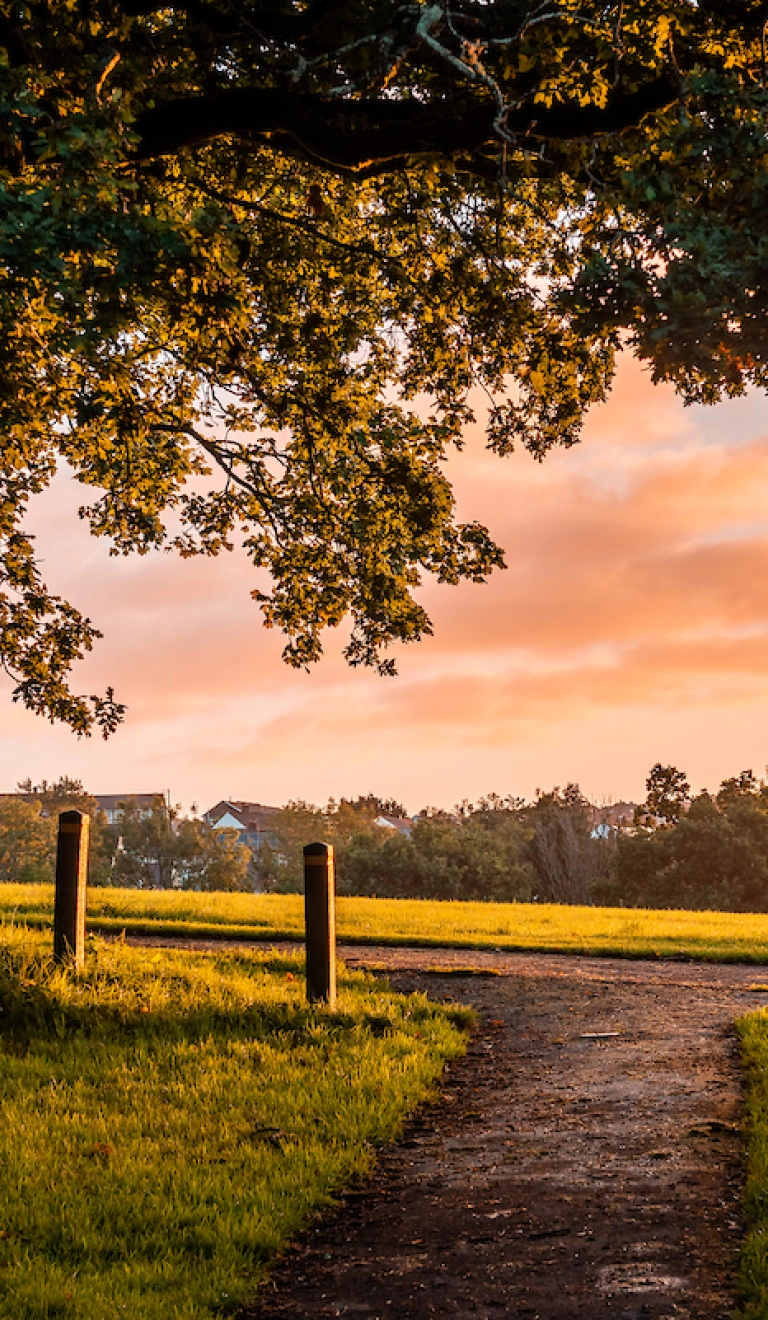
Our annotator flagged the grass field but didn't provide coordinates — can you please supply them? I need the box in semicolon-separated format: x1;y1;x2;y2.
3;884;768;963
7;891;768;1316
0;927;469;1320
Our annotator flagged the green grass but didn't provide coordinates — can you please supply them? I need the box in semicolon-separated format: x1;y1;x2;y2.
735;1010;768;1317
3;885;768;962
0;926;470;1320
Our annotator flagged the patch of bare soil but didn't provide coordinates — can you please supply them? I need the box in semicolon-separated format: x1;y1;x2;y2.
239;948;768;1320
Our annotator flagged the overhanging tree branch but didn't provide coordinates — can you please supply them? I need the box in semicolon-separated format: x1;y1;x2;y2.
0;0;762;733
134;73;680;167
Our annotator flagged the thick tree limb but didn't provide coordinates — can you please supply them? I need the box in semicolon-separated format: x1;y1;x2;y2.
116;0;359;43
134;73;680;168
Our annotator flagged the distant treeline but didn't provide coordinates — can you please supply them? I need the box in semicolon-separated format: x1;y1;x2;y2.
602;766;768;913
5;769;768;912
256;786;613;905
256;770;768;913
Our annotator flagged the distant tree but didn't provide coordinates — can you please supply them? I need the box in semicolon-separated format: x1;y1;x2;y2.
716;769;760;810
687;790;721;822
0;797;53;883
340;811;533;903
339;795;409;820
414;806;457;823
614;808;768;912
475;793;527;815
15;777;113;883
643;764;691;826
526;784;598;905
175;820;252;892
263;794;411;891
326;796;383;845
17;776;94;816
110;796;178;888
262;791;535;900
714;787;768;911
262;800;329;893
110;797;254;890
609;778;768;912
454;793;526;820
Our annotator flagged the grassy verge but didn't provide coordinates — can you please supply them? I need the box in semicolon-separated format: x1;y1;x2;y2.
735;1010;768;1318
4;885;768;962
0;927;470;1320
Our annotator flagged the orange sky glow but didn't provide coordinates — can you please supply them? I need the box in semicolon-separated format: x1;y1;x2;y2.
3;354;768;815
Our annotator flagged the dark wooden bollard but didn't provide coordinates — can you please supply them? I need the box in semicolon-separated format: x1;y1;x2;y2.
53;810;89;969
303;842;336;1006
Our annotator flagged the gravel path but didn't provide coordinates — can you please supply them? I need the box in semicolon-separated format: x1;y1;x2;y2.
235;947;768;1320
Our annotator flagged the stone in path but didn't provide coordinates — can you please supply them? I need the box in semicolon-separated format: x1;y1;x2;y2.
242;950;766;1320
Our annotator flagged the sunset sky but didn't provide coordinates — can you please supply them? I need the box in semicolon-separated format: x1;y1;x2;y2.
3;353;768;816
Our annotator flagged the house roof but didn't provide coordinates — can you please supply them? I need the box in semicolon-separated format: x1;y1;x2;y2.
375;815;413;835
0;791;165;815
96;793;166;813
592;800;638;826
204;800;280;831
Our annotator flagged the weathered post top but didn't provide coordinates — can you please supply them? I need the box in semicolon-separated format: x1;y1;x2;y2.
53;809;90;970
304;840;333;859
303;841;336;1007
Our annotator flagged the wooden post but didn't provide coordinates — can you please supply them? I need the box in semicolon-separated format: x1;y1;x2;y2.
303;841;336;1006
53;810;89;970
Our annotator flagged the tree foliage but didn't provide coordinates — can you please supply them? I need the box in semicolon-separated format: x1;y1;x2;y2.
642;762;691;825
260;786;619;902
525;783;610;903
0;785;252;889
109;796;252;889
0;796;52;883
339;811;535;902
611;768;768;911
1;2;767;727
12;776;114;882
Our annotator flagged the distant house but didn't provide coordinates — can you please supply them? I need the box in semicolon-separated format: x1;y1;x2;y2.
203;800;281;850
589;800;640;839
95;793;168;824
0;790;166;823
591;801;638;828
375;814;414;837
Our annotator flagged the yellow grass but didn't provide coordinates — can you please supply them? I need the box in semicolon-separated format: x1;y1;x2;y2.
4;884;768;962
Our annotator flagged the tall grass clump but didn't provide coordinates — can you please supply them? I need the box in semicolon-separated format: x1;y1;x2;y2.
0;926;469;1320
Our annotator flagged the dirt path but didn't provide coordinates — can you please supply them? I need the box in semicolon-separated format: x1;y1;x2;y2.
237;948;768;1320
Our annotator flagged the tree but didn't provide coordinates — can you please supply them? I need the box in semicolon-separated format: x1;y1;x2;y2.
339;810;534;902
337;794;409;821
716;769;761;810
526;784;600;904
175;819;252;891
260;800;329;892
110;796;179;888
16;776;114;883
261;791;534;898
643;763;691;826
0;796;53;883
2;4;768;730
110;796;254;888
613;803;768;911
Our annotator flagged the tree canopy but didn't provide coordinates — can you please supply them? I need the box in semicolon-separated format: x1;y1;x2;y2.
642;761;691;824
1;1;766;731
